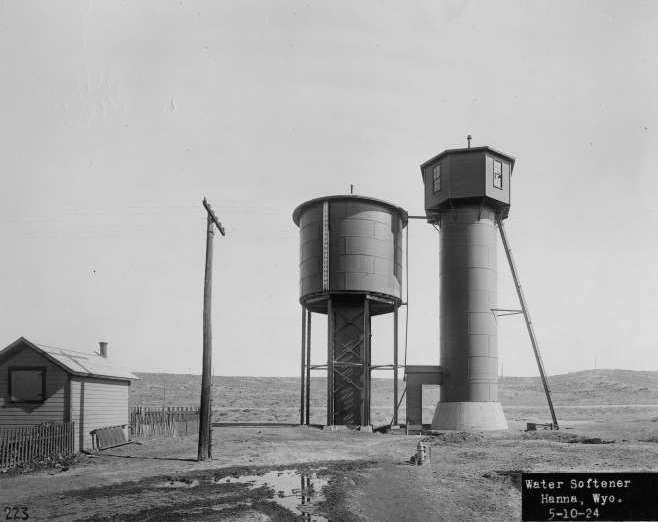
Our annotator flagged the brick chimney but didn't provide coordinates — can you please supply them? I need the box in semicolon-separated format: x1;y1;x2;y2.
98;341;108;358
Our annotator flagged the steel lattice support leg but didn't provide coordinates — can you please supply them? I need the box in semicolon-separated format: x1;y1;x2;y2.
327;296;371;426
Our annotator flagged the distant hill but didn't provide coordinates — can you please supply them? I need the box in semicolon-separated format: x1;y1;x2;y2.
131;369;658;414
499;369;658;406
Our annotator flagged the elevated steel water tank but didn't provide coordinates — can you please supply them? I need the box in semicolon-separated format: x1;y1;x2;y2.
294;195;406;308
293;195;408;426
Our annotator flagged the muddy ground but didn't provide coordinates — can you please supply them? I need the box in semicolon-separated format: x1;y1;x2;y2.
3;405;658;521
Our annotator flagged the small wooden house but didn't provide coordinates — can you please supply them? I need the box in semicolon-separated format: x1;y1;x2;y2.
0;337;137;452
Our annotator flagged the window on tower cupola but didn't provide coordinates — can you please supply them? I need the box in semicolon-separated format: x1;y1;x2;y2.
432;164;441;193
493;160;503;190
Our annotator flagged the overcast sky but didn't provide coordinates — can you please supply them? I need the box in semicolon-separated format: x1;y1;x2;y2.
1;0;657;377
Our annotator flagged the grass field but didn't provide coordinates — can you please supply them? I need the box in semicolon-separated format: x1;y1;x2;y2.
130;369;658;425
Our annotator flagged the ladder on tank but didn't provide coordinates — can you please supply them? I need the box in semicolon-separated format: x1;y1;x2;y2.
496;216;559;429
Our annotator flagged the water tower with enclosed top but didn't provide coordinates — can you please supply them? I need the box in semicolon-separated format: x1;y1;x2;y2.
293;195;408;427
420;144;514;430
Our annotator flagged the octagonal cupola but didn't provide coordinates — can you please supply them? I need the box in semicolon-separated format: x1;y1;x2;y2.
420;144;515;221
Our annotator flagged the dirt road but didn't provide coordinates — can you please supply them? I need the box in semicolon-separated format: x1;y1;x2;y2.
2;412;658;521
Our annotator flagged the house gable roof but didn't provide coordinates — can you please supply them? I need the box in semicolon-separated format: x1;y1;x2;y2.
0;337;138;382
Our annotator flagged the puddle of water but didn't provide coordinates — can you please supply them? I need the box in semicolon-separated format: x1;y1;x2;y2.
214;468;330;521
156;478;200;488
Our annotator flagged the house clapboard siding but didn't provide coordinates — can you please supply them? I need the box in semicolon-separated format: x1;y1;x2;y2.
70;377;129;452
0;345;68;427
0;337;136;453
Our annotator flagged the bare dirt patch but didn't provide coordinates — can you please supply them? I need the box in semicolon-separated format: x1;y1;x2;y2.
5;370;658;520
3;417;658;521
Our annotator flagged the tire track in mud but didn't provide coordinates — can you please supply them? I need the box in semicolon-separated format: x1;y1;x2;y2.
37;460;375;521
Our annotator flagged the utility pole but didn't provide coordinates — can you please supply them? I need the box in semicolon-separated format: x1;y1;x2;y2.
198;197;225;461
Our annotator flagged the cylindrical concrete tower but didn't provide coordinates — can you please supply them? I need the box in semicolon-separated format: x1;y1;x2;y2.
420;145;514;430
293;195;407;426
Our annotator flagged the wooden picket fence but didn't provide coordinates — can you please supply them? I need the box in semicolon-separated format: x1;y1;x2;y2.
130;406;200;440
0;422;75;470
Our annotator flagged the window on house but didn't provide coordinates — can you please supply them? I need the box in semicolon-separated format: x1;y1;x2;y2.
493;160;503;190
8;368;46;403
432;164;441;193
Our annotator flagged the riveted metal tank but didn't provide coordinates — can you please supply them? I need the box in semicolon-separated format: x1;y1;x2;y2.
293;195;408;426
293;195;407;313
439;205;499;400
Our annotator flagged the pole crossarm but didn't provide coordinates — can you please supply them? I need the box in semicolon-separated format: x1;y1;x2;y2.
203;197;226;236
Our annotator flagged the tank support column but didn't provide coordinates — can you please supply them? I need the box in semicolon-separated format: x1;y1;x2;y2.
299;306;307;425
327;297;334;426
363;298;371;426
431;205;507;431
393;305;399;426
305;309;312;425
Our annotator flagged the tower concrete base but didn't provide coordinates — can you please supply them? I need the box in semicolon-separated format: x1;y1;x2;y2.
431;402;508;431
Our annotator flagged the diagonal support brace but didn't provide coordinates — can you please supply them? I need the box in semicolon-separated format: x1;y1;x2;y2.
497;216;559;428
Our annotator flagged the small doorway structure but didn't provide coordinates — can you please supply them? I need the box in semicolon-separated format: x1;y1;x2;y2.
405;365;442;430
